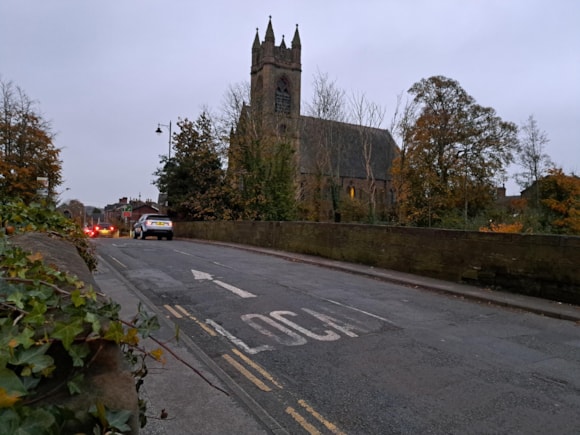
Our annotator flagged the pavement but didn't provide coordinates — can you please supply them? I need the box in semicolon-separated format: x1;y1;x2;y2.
93;240;580;435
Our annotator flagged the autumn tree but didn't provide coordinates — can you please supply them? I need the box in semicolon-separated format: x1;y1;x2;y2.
0;79;62;203
153;113;232;220
538;168;580;234
391;76;518;227
515;114;553;207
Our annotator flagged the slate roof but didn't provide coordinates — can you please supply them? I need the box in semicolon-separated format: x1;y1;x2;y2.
299;115;399;181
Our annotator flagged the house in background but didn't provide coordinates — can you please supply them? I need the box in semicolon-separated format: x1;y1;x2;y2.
104;197;159;225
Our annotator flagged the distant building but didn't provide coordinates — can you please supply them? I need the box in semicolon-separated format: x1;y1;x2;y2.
229;18;399;221
104;197;159;223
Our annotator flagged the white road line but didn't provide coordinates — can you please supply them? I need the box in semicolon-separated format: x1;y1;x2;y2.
322;298;398;326
109;256;127;269
174;249;194;256
191;269;213;280
205;319;274;354
213;280;256;298
190;269;256;298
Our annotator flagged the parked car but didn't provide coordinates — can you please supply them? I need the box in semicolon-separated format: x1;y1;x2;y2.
133;214;173;240
83;225;95;238
93;222;116;238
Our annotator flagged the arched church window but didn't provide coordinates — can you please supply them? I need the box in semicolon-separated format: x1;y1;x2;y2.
348;185;355;199
254;76;263;113
275;78;291;114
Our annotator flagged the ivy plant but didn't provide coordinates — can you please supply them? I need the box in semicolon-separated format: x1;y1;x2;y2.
0;201;161;434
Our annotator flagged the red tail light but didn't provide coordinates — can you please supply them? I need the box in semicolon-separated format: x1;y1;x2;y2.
95;226;100;231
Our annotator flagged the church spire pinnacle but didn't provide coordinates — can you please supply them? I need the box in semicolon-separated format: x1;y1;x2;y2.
292;24;301;48
252;27;260;51
265;15;275;43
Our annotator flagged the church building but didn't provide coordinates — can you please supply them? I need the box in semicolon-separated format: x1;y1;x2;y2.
230;18;399;222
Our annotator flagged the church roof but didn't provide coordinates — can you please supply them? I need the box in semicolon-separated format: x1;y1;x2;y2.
299;116;399;181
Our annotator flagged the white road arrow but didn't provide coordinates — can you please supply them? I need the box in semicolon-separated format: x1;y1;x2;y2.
191;269;256;298
191;269;214;281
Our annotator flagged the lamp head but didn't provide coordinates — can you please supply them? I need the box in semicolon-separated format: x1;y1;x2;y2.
155;126;163;135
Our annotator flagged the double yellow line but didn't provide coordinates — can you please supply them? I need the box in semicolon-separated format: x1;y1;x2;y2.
164;304;217;336
222;348;282;392
164;304;346;434
222;349;345;435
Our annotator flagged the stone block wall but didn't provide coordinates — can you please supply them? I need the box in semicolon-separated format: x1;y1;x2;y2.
175;221;580;305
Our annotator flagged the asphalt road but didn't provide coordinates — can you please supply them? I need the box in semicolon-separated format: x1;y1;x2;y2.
94;237;580;435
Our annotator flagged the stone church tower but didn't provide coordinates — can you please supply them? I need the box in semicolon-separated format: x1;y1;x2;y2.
250;17;302;138
231;17;398;222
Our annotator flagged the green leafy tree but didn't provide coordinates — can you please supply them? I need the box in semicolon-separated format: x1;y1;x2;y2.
226;89;297;221
227;127;296;221
0;79;62;203
391;76;518;227
153;113;232;220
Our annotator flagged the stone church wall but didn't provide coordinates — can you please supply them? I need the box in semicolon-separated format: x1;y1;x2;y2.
175;221;580;305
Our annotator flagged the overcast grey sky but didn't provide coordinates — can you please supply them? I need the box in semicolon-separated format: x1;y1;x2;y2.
1;0;578;207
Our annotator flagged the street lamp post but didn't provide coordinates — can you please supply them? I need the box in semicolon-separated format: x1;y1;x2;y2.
155;121;172;159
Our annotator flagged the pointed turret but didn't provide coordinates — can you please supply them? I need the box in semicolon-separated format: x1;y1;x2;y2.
265;16;275;43
292;24;301;48
292;24;301;64
251;28;260;67
280;35;287;49
252;28;260;51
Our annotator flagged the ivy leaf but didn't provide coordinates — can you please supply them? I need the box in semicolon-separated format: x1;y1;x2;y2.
0;325;19;349
0;387;21;408
84;286;98;301
11;327;35;349
71;289;85;307
16;408;56;433
51;319;84;350
6;291;25;310
9;343;54;374
84;312;101;334
132;306;160;339
0;408;20;435
105;409;133;432
149;348;165;363
0;368;27;404
103;321;124;344
67;373;84;395
23;301;47;326
122;328;139;346
68;343;90;367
